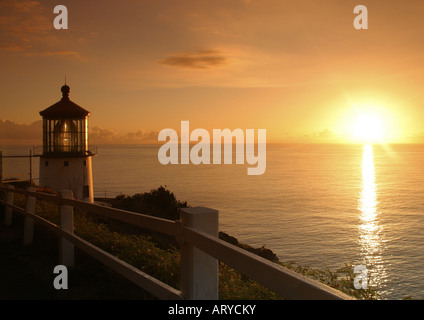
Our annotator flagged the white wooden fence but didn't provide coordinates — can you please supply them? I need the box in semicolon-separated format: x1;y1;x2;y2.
0;184;354;300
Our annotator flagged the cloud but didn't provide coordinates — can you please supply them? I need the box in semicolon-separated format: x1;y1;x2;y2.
0;120;159;145
0;1;51;47
0;1;88;60
24;50;85;61
88;127;159;145
159;50;227;69
0;119;42;144
408;132;424;143
0;42;32;52
318;129;336;139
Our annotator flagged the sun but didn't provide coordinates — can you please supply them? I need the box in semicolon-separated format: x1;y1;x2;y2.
349;113;386;143
337;99;402;144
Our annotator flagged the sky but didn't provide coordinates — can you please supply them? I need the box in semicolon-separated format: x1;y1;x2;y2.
1;0;424;145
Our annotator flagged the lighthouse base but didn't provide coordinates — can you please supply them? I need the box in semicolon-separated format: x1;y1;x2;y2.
39;156;94;203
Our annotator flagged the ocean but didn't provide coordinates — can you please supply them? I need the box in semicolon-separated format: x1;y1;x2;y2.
2;143;424;300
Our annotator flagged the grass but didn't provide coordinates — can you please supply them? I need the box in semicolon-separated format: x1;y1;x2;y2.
0;185;379;300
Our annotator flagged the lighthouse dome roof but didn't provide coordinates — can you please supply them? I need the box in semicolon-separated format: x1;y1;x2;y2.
39;84;91;119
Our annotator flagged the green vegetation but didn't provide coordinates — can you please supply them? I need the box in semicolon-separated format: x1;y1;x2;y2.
0;184;378;299
111;186;188;220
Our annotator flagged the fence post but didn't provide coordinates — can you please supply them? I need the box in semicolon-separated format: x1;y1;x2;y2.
59;190;74;267
180;207;219;300
23;187;36;245
4;185;14;226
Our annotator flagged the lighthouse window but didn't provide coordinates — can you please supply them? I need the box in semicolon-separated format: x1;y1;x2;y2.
64;161;69;166
45;161;49;166
83;160;86;166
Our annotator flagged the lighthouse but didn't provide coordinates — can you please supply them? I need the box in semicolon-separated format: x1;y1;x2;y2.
38;84;95;202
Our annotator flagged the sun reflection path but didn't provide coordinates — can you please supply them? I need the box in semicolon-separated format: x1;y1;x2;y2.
358;144;386;291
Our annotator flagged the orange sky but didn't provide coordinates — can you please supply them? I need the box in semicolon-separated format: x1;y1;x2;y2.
1;0;424;144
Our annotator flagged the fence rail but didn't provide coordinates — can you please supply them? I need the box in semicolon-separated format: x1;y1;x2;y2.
0;184;354;300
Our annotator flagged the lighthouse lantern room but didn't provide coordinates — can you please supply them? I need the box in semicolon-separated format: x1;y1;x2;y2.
39;84;95;202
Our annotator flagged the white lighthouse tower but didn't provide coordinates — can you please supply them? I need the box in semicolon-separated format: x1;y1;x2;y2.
38;84;95;202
